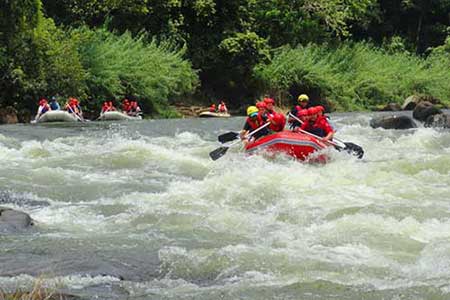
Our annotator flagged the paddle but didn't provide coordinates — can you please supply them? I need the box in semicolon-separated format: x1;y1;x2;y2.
210;122;271;161
218;131;240;143
288;112;364;159
67;106;85;122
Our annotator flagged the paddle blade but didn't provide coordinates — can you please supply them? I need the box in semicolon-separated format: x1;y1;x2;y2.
218;131;239;143
344;142;364;159
209;146;229;161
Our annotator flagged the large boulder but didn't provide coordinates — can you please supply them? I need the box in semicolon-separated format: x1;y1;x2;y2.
402;94;442;111
0;106;19;124
425;113;450;128
402;95;420;110
380;103;402;111
0;207;34;232
413;101;442;122
370;115;417;129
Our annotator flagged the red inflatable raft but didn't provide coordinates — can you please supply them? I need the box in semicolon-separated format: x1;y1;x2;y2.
245;130;329;161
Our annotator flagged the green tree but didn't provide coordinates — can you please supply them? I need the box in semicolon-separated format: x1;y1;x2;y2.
0;0;86;109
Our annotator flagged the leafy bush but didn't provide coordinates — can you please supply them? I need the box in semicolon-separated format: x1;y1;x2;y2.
71;26;199;114
254;42;450;110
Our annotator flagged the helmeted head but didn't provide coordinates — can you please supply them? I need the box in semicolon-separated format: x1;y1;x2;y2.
247;106;259;118
256;101;266;111
316;105;325;115
269;113;286;132
39;98;47;106
263;97;275;110
298;94;309;108
50;96;56;102
298;109;309;121
307;107;319;121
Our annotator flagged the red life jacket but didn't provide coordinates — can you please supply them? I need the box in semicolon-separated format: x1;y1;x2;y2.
246;114;265;130
300;116;333;137
269;112;286;132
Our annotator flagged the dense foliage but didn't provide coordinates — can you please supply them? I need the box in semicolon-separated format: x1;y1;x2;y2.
255;43;450;110
72;26;198;114
1;0;449;115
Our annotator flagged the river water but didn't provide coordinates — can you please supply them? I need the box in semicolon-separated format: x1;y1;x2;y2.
0;112;449;299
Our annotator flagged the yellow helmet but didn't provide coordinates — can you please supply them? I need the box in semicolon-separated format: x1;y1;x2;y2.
298;94;309;102
246;106;259;117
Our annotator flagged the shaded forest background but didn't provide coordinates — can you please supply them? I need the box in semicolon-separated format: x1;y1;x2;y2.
1;0;449;116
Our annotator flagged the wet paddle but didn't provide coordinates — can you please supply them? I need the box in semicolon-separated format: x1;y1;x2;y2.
288;113;364;159
218;131;240;143
210;122;271;161
68;107;85;122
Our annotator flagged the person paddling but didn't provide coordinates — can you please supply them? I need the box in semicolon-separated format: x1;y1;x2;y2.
49;96;60;111
122;99;132;115
65;97;84;121
218;101;228;113
101;101;116;114
263;97;286;132
299;107;334;141
35;98;51;120
128;101;142;116
315;105;337;131
209;103;216;112
240;106;270;145
289;94;309;128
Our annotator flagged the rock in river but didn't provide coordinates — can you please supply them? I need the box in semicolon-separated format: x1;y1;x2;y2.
0;207;34;233
370;115;417;129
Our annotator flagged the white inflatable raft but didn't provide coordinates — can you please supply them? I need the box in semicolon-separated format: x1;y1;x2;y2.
98;111;142;121
34;110;79;123
198;111;231;118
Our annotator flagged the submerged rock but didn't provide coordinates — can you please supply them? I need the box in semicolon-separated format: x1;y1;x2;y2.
0;207;34;232
413;101;442;122
370;115;417;129
0;190;50;207
425;113;450;128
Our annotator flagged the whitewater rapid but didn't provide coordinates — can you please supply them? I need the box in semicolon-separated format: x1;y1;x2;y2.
0;113;449;299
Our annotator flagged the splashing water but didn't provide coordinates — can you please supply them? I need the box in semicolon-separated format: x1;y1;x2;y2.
0;113;449;299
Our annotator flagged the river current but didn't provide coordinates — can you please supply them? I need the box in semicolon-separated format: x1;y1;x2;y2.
0;112;449;299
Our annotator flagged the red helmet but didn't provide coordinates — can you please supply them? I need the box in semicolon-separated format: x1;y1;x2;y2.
307;107;317;115
298;109;308;117
39;99;47;105
256;101;266;109
263;97;275;104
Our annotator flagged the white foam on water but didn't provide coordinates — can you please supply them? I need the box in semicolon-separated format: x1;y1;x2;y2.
0;116;449;298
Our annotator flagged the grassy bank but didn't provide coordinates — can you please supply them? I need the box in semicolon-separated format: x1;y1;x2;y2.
254;42;450;111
